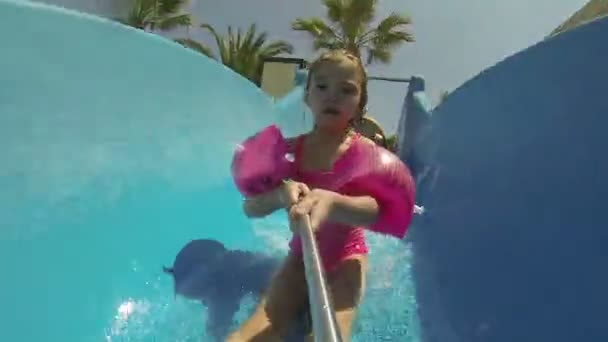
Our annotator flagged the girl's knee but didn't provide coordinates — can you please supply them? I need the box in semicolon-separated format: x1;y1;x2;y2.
264;255;308;322
232;254;308;339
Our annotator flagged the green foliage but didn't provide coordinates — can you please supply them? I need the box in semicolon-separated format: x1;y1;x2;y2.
120;0;192;31
121;0;197;55
119;1;293;83
196;23;294;82
385;134;398;152
173;38;214;57
292;0;414;65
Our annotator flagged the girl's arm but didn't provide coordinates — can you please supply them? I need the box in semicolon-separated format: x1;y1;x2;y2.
242;187;284;218
330;135;415;239
328;193;380;228
242;137;300;218
326;191;412;239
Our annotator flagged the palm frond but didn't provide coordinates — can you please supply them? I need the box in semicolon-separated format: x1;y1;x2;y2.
372;30;414;48
366;47;391;64
376;12;413;34
292;17;342;52
159;0;189;15
313;39;343;51
322;0;344;23
226;26;236;65
123;0;157;30
199;22;295;82
174;38;215;58
342;0;377;42
156;13;192;30
121;0;191;31
291;1;415;65
358;13;413;46
249;25;268;51
240;25;262;72
292;18;338;39
200;23;230;63
260;41;294;57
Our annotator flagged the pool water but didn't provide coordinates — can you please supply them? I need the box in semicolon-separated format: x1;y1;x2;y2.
0;1;420;341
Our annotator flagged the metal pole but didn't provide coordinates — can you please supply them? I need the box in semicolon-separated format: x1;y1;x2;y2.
368;76;411;83
296;215;343;342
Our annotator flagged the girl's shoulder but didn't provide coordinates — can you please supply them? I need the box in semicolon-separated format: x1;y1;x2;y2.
285;134;307;153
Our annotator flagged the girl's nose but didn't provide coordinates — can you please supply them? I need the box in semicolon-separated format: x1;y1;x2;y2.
326;90;340;102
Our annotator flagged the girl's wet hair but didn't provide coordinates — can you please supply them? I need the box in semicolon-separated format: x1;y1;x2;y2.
305;49;369;120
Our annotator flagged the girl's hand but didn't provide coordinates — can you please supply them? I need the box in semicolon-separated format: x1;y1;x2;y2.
288;189;339;233
278;180;310;208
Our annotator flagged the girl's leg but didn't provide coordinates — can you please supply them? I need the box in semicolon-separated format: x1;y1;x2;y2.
226;252;309;341
304;255;368;342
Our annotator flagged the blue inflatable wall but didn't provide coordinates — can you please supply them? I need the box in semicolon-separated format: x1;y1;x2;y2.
409;16;608;342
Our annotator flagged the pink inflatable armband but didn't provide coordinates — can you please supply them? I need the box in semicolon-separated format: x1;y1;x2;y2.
231;125;292;197
338;141;416;239
231;125;415;238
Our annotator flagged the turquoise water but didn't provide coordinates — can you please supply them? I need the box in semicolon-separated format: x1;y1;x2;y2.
0;1;419;341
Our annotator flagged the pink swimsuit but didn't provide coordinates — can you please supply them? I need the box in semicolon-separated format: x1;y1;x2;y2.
288;134;369;272
231;125;415;273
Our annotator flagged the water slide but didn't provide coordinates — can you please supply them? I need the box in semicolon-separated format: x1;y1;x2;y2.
2;0;607;341
0;1;416;341
399;16;608;342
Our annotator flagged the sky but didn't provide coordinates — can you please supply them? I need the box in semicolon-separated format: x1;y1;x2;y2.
179;0;588;133
35;0;589;133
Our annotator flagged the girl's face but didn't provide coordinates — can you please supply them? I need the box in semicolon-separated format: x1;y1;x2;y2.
306;59;362;132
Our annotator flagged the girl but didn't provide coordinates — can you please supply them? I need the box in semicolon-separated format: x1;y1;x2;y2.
227;50;413;341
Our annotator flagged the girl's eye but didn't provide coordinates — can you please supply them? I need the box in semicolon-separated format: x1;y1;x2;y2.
316;84;327;90
342;86;357;95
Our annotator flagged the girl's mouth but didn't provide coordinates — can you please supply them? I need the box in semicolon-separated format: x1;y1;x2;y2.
323;107;340;116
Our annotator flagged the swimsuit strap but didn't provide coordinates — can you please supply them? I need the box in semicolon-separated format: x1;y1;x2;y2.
293;134;306;172
293;131;360;171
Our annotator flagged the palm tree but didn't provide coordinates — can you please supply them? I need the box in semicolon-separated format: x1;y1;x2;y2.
292;0;414;65
118;0;214;57
120;0;192;32
190;23;294;83
385;134;398;152
173;38;215;57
